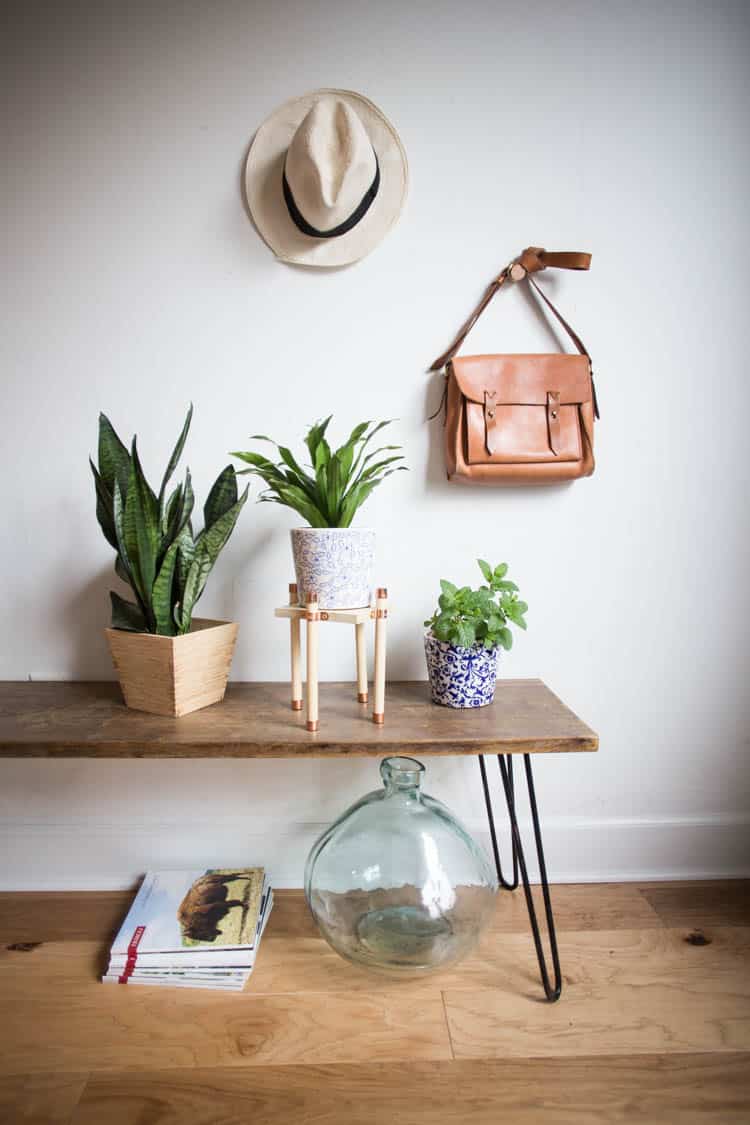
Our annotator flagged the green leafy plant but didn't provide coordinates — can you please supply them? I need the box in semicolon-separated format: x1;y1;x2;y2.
424;559;528;651
91;405;248;636
231;416;406;528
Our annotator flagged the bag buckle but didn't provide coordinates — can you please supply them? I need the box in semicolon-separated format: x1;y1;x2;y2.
484;389;497;421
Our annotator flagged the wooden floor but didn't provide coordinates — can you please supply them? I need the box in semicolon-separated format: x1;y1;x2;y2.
0;882;748;1124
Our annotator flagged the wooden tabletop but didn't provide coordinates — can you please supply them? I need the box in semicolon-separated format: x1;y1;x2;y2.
0;680;597;759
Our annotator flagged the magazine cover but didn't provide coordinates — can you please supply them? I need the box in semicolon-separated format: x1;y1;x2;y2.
111;868;266;958
106;888;273;978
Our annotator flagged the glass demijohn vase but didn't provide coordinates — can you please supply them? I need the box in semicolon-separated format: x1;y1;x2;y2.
304;756;498;975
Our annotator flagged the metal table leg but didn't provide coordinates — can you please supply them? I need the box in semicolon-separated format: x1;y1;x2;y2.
478;753;562;1002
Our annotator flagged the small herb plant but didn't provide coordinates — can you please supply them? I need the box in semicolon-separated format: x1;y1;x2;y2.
231;416;406;528
424;560;528;651
91;405;248;636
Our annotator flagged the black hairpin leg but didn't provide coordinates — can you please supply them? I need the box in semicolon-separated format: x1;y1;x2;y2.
478;754;518;889
479;753;562;1002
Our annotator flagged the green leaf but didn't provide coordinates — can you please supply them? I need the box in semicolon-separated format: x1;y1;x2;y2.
493;563;508;580
440;579;458;597
158;403;193;512
433;613;454;642
128;439;160;607
203;465;238;530
151;541;179;635
114;554;131;587
109;591;147;632
498;627;514;650
174;527;195;599
97;413;130;498
113;478;141;604
477;559;493;582
177;469;195;539
438;592;455;613
305;416;333;467
90;459;118;550
198;487;248;565
456;620;476;648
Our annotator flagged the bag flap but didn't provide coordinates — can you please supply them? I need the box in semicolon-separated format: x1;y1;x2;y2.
451;354;592;405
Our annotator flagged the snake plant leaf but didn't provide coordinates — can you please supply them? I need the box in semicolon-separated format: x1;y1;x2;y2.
178;554;209;632
114;554;131;587
162;483;183;537
198;487;249;565
109;591;147;632
158;403;193;512
128;440;160;604
151;541;179;635
177;468;194;538
177;487;249;631
90;459;118;550
155;484;184;572
202;465;238;531
113;478;143;604
98;414;131;498
174;526;195;600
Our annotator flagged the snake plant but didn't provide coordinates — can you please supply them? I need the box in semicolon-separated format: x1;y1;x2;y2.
91;405;248;635
231;416;406;528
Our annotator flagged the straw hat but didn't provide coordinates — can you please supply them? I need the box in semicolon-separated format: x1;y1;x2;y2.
245;89;408;267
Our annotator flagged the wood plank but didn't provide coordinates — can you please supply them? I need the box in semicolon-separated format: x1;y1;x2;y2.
0;1072;87;1125
0;884;663;947
0;966;451;1073
70;1055;750;1125
0;680;598;758
444;930;750;1057
3;926;747;999
0;891;135;945
639;880;750;929
251;925;750;997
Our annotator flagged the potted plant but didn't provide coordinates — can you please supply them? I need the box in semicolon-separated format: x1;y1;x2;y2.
423;560;528;708
232;416;405;609
90;405;248;716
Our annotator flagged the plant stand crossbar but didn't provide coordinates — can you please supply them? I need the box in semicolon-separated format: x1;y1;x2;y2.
479;753;562;1002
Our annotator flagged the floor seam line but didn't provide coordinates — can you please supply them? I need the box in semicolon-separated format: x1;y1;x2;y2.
441;990;457;1060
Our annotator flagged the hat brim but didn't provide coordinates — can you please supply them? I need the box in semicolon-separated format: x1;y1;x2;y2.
245;89;408;267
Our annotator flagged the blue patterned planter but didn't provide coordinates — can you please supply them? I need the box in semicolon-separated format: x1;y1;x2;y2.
424;632;499;708
291;528;375;610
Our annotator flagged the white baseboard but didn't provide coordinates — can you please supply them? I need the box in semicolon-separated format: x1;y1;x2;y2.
0;813;747;890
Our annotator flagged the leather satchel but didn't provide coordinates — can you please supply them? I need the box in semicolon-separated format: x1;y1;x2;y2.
429;246;598;484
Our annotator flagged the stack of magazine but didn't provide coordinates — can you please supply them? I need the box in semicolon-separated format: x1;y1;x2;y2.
103;867;273;991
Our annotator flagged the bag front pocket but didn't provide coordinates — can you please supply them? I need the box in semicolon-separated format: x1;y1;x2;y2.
451;354;593;467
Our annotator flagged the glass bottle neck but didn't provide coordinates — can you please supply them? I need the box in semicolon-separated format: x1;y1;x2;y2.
380;756;425;798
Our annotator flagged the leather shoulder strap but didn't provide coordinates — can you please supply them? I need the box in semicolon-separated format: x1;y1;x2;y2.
428;246;592;372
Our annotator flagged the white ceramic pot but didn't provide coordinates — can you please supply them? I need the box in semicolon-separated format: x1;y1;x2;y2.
290;527;376;609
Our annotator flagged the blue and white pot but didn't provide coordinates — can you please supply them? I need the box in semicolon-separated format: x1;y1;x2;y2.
291;527;376;610
424;632;499;708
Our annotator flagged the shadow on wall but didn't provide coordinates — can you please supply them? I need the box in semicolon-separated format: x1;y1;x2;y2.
62;565;117;680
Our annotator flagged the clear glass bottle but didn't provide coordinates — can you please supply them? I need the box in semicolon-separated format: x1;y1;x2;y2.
305;756;498;975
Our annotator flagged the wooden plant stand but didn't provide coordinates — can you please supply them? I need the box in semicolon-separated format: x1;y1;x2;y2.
274;584;388;732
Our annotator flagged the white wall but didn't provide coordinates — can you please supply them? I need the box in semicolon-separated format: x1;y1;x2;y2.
2;0;749;889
